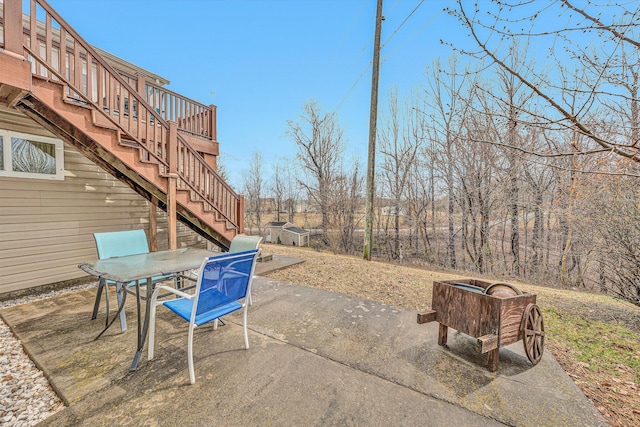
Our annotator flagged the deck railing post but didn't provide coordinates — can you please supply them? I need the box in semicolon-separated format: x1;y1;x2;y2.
136;73;146;95
0;0;31;106
237;195;245;234
209;104;217;141
3;0;24;58
167;122;179;249
136;73;147;112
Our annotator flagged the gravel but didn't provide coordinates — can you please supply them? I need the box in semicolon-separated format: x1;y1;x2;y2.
0;283;95;427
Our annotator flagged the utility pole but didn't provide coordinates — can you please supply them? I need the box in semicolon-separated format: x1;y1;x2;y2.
363;0;383;260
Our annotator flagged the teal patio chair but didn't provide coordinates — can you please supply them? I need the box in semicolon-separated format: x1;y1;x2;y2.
147;249;259;384
229;235;262;305
229;234;263;254
91;229;174;331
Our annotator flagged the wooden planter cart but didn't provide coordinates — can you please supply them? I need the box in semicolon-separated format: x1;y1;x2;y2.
417;279;545;372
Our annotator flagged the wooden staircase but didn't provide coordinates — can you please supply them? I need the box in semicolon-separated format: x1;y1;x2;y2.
0;0;243;249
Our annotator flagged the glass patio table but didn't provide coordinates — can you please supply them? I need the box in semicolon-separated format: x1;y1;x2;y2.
79;247;216;370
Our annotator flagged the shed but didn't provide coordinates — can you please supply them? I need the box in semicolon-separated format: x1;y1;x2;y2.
265;222;310;247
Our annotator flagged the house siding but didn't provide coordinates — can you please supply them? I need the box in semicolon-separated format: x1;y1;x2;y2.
0;109;205;295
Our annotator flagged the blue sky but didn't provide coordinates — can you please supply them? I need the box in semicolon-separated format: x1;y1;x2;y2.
46;0;464;187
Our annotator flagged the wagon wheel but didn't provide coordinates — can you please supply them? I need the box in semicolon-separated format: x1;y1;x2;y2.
520;303;545;365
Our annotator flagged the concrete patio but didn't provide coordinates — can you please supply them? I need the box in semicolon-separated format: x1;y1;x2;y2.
0;256;606;426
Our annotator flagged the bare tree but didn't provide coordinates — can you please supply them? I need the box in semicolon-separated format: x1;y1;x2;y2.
284;163;300;224
379;88;422;259
286;100;345;232
214;152;230;182
423;55;475;268
242;152;264;235
587;172;640;306
448;0;640;168
455;96;501;274
469;45;536;275
325;160;363;254
405;139;437;262
271;160;286;222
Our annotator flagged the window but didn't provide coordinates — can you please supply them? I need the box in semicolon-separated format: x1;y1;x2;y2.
0;130;64;180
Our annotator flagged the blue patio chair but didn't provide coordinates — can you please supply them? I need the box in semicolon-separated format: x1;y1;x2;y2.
183;234;262;305
91;229;174;331
147;249;259;384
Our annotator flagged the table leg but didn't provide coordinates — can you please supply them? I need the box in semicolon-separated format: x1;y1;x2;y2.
91;278;105;320
115;282;127;332
95;281;128;340
130;277;153;371
103;279;110;329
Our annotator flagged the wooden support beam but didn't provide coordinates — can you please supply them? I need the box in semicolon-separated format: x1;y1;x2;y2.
6;88;30;108
167;121;178;249
148;197;158;252
477;334;500;353
167;177;177;249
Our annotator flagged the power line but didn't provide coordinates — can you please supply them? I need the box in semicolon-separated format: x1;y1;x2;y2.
334;63;372;114
329;0;369;67
381;0;425;49
381;0;452;66
334;0;442;115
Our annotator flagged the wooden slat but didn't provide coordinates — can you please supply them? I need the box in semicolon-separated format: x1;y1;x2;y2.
500;294;537;346
127;87;133;132
87;54;94;101
30;1;37;53
96;64;104;108
74;40;82;94
108;76;117;118
432;280;501;338
59;27;67;77
45;14;53;75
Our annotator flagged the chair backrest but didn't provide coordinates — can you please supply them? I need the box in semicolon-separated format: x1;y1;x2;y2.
93;229;150;259
194;249;259;319
228;235;262;253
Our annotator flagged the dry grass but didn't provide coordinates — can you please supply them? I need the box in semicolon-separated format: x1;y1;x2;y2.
262;243;640;427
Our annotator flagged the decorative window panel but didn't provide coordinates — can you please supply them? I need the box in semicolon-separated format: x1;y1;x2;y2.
0;130;65;180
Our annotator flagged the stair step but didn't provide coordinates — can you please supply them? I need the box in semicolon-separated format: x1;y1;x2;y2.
61;94;94;111
91;109;120;131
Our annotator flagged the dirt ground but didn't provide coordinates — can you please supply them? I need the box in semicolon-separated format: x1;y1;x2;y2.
262;244;640;427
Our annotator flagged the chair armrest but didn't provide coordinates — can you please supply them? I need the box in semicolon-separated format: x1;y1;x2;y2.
150;284;194;306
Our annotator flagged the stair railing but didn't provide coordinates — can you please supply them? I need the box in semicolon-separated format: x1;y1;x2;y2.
22;0;240;229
